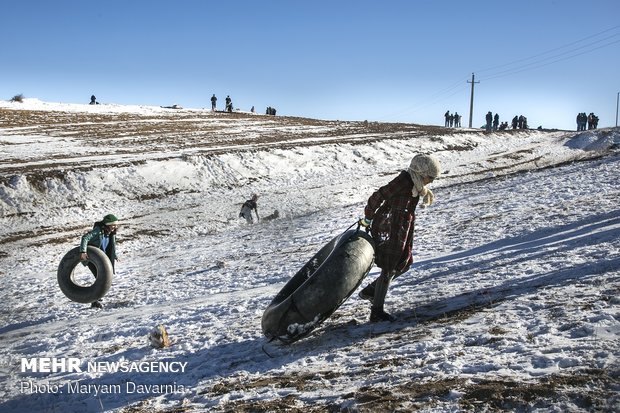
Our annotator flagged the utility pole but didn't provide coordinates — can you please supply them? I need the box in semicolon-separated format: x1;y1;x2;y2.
467;73;479;128
616;92;620;127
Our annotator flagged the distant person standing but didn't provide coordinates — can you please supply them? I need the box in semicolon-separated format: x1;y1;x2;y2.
225;95;233;112
90;95;97;105
239;194;260;224
444;110;450;127
581;113;588;131
485;111;493;132
577;112;587;131
512;115;518;130
493;113;499;131
587;113;599;130
211;94;217;111
586;113;599;129
454;112;461;127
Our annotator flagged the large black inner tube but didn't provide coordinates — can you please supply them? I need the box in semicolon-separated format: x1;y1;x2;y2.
57;246;113;303
262;229;374;342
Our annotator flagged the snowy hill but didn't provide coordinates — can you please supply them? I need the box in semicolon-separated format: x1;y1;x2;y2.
0;99;618;412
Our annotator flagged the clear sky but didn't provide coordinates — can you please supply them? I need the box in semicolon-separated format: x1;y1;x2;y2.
2;0;619;130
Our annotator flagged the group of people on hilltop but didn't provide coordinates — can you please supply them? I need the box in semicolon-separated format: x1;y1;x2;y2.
210;94;234;112
511;115;528;130
89;93;277;116
485;112;497;132
210;94;277;116
75;151;444;324
446;110;530;131
443;110;461;127
576;112;599;131
483;111;605;132
484;112;528;132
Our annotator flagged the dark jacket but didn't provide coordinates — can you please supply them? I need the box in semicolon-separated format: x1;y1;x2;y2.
80;223;117;273
364;171;420;274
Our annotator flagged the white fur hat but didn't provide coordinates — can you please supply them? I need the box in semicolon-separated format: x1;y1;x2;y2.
409;154;441;178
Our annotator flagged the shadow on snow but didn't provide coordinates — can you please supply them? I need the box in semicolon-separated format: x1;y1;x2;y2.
2;210;619;411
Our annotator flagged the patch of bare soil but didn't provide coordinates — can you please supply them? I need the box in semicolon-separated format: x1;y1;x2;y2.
460;370;616;411
194;369;616;412
0;108;475;183
118;399;193;413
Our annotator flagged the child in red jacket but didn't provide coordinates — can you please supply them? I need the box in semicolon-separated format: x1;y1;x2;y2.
359;154;441;322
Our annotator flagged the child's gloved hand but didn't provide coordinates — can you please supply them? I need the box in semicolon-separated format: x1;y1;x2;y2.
359;218;372;228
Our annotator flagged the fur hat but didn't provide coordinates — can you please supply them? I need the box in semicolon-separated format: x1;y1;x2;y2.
102;214;119;226
408;154;441;178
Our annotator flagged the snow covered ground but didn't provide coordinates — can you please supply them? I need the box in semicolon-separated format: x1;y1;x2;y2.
0;99;619;412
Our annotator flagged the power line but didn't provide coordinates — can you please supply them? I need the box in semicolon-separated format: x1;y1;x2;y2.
406;81;467;113
380;77;468;121
381;25;620;124
476;24;620;76
482;38;620;81
477;26;620;80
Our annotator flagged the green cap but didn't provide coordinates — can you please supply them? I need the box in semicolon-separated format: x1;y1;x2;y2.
102;214;119;225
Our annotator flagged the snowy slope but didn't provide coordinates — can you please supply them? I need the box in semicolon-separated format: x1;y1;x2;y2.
0;100;619;412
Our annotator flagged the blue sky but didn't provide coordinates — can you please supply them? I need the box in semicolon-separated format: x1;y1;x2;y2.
2;0;619;129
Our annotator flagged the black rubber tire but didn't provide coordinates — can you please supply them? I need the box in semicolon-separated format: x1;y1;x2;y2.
261;229;374;342
57;246;113;303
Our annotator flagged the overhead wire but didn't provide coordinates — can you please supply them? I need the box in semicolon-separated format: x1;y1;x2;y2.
380;76;469;121
482;38;620;81
477;24;620;81
380;24;620;123
475;24;620;75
